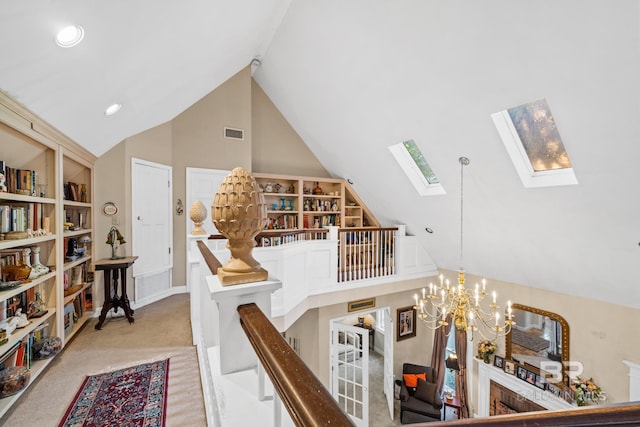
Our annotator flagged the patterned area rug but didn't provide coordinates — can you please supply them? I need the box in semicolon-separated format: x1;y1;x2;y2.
58;359;170;427
511;328;550;352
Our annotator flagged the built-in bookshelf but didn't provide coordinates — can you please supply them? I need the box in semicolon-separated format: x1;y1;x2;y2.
252;173;379;232
0;90;95;418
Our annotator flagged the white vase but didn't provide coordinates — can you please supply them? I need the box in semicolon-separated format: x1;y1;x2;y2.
22;248;37;280
31;246;50;277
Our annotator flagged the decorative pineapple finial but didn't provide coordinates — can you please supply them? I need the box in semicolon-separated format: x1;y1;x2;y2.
211;167;268;286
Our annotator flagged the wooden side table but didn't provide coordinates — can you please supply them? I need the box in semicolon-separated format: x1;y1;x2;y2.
443;396;461;420
93;256;138;330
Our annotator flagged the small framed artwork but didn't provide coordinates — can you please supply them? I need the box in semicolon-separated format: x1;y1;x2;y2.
525;370;536;385
562;387;575;405
534;373;546;390
516;365;527;381
494;355;504;369
348;298;376;313
504;360;516;375
547;382;560;397
397;306;417;341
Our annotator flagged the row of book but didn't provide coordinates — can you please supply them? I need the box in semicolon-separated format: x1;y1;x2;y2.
0;202;47;233
304;214;340;228
64;289;92;337
0;161;38;197
265;214;298;230
0;322;53;372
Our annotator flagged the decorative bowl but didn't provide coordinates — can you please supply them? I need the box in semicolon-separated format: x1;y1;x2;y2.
0;366;30;398
33;336;62;360
1;264;31;282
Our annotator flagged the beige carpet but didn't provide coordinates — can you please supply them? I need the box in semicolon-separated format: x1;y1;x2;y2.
1;293;207;427
368;351;402;426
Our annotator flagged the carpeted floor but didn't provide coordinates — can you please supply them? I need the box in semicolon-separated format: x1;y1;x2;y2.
368;351;402;426
1;294;206;427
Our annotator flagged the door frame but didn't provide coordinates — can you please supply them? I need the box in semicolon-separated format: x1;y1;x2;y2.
130;157;173;282
329;306;394;423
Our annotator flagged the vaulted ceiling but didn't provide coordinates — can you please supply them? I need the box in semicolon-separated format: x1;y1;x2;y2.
2;1;639;309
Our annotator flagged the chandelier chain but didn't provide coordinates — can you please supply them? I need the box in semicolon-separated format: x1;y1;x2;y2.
413;156;513;341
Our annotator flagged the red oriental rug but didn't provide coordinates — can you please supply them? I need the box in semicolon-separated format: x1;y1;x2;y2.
58;359;169;427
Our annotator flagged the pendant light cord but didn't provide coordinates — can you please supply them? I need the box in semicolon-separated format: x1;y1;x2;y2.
459;157;469;271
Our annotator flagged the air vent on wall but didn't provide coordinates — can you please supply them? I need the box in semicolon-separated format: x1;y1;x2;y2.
224;127;244;141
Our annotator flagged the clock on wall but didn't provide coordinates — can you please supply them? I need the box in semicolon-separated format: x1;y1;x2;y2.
102;202;118;216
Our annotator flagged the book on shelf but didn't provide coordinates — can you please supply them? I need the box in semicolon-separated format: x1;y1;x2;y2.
63;303;74;337
0;160;6;193
73;293;83;318
1;166;37;197
0;342;21;371
83;289;93;311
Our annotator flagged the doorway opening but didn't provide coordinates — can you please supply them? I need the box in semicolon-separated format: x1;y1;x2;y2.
443;329;457;396
329;307;394;427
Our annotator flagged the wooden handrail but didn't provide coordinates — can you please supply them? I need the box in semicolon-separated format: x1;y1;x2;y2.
413;401;640;426
237;303;355;427
196;240;222;274
198;240;640;426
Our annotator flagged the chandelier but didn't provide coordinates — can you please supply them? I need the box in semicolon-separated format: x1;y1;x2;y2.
413;157;514;340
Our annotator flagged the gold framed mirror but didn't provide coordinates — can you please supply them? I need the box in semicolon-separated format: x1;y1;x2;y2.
506;303;570;367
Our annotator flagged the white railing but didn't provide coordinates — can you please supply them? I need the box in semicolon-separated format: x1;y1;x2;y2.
192;225;438;426
337;227;396;282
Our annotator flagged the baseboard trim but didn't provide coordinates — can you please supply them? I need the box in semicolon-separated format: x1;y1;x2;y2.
133;285;187;309
92;286;188;315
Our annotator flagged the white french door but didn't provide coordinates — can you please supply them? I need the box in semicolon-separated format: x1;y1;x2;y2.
331;323;369;427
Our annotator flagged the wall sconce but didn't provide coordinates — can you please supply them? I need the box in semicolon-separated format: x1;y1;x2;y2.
176;199;184;215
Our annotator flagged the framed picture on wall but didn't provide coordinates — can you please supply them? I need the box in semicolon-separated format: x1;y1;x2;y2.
396;306;416;341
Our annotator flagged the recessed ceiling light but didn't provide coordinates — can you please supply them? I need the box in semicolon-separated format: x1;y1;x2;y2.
104;103;121;116
56;25;85;48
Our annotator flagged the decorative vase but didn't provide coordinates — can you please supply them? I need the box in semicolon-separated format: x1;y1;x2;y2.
189;199;207;235
80;183;87;203
30;246;49;277
22;248;38;280
211;167;268;286
483;354;491;364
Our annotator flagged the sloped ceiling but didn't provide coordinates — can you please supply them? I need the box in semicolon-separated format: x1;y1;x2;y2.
1;1;639;309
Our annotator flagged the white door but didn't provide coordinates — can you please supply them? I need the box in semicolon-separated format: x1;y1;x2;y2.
185;167;229;344
185;167;230;237
383;308;394;420
331;323;368;427
131;158;172;302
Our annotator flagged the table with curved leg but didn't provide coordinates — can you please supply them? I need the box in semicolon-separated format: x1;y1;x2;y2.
93;256;138;330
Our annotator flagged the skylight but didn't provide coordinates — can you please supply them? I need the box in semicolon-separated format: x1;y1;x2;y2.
492;98;578;188
389;140;445;196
